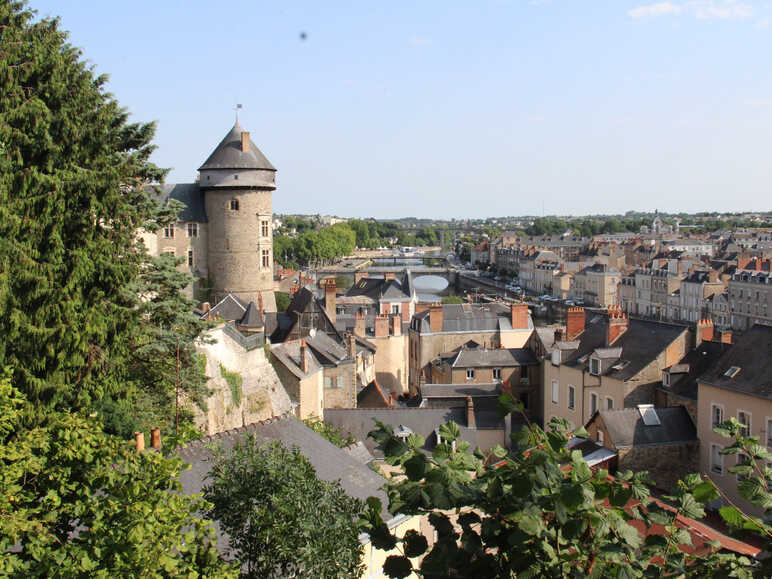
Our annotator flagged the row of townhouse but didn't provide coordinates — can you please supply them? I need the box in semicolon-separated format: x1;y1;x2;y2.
544;304;772;518
619;258;772;331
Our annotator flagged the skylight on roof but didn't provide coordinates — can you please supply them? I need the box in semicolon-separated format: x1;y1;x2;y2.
638;404;661;426
724;366;741;378
611;360;629;371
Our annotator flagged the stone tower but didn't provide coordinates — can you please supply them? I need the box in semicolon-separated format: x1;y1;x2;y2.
199;123;276;311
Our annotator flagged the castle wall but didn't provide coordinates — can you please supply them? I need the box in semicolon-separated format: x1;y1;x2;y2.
204;187;275;310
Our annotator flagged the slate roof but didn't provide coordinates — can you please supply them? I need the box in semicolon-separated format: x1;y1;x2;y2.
357;380;392;408
413;302;532;334
270;340;323;379
450;348;539;368
595;406;697;448
658;341;730;401
198;123;276;171
238;301;263;328
201;293;247;321
421;383;501;398
343;272;414;303
151;183;207;223
699;324;772;400
305;332;352;365
557;313;687;382
323;407;510;457
177;414;393;532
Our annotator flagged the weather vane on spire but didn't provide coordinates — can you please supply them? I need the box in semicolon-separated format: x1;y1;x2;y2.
235;103;243;123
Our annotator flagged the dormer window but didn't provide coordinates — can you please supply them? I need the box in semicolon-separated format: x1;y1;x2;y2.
230;198;239;211
724;366;741;379
590;357;600;376
551;349;560;366
662;371;670;387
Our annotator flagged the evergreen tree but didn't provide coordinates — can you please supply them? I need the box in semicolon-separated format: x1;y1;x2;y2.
0;2;208;434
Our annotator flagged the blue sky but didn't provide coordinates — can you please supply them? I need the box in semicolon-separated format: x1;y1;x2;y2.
31;1;772;218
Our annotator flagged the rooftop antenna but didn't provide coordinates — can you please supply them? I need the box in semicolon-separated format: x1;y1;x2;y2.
235;103;243;124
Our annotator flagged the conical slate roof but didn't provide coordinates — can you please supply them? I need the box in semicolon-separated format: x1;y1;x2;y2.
198;123;276;171
238;301;264;328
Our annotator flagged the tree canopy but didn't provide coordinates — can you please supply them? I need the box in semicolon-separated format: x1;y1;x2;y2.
0;374;234;577
0;2;207;435
361;396;761;578
205;437;364;578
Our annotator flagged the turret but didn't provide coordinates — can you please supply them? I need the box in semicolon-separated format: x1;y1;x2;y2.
201;123;276;310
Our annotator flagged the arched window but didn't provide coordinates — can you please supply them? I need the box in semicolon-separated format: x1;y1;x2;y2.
230;198;239;211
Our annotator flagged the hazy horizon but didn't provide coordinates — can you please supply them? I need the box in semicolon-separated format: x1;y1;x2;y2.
34;1;772;219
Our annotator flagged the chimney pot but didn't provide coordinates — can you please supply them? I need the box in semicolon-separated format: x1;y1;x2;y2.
241;131;250;153
201;302;211;313
150;427;162;451
134;431;145;452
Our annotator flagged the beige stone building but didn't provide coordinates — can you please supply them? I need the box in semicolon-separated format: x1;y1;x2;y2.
570;263;621;307
728;269;772;331
142;123;277;310
408;302;534;394
585;406;698;492
544;307;690;429
697;324;772;517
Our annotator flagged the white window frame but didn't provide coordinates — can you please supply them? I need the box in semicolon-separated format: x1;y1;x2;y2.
590;357;600;376
737;410;751;434
337;376;344;389
711;403;725;429
710;443;724;475
186;223;198;238
767;417;772;449
163;224;175;239
662;371;670;387
597;430;604;444
324;376;332;389
466;368;475;380
590;393;598;415
551;380;559;404
606;397;614;410
493;367;502;380
187;249;194;267
567;385;575;410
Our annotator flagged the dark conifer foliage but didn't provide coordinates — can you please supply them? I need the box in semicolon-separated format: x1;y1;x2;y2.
0;2;204;431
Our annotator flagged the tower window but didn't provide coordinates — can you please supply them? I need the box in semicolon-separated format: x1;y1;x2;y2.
229;199;239;211
187;249;194;267
163;225;174;238
261;220;269;237
233;174;238;180
262;249;270;268
187;223;198;238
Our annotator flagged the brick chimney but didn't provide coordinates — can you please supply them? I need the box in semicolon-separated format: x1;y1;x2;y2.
429;305;443;333
354;312;366;337
150;427;161;451
375;314;389;338
696;318;714;346
347;333;357;359
201;302;211;314
241;131;250;153
134;431;145;452
324;279;337;323
300;340;309;373
391;314;401;336
566;307;585;340
718;329;732;344
466;396;475;428
510;303;529;330
384;272;395;281
607;306;629;346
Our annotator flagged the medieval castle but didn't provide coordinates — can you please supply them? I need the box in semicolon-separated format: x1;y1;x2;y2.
142;123;277;311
